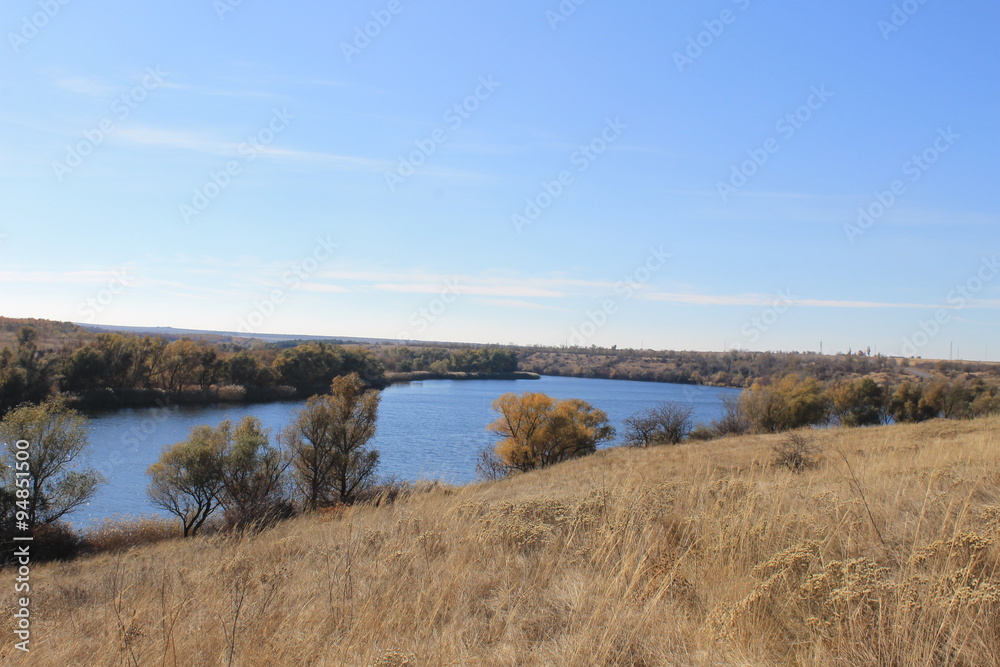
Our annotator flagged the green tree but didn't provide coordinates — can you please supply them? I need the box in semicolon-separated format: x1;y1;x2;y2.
147;424;227;536
483;392;614;475
161;339;208;392
0;398;104;529
280;372;381;508
223;350;270;387
219;417;290;529
62;346;108;393
0;347;27;416
274;343;386;390
828;377;886;427
887;381;938;423
15;326;52;403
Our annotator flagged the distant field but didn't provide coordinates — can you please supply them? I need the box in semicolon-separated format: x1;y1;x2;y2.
10;415;1000;665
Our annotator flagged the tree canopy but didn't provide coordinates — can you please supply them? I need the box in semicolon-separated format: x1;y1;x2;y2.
484;392;614;475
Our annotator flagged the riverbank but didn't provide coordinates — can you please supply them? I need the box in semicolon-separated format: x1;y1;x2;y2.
63;373;540;412
385;370;541;383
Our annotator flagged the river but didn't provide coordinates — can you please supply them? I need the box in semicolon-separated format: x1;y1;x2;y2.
76;376;741;526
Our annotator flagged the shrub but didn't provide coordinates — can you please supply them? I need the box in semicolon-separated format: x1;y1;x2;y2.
32;521;83;562
81;516;180;555
688;424;719;441
221;500;296;533
771;433;822;473
623;402;694;446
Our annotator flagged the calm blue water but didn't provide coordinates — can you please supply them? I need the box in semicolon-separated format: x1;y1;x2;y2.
76;376;740;526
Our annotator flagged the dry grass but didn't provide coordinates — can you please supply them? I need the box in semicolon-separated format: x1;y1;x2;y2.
80;516;182;555
3;416;1000;665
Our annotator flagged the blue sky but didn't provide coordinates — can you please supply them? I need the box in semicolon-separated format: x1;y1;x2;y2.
0;0;997;359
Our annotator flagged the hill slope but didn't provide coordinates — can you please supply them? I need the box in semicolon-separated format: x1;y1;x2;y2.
6;417;1000;665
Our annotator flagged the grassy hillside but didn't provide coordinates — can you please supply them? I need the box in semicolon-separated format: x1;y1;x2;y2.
4;417;1000;665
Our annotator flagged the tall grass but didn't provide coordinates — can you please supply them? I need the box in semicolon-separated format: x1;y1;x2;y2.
3;416;999;665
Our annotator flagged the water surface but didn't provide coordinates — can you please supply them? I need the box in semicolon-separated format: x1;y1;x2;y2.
77;376;741;525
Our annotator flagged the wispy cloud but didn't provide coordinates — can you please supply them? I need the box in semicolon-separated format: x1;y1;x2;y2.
111;126;391;170
372;282;566;298
298;283;351;294
639;291;956;309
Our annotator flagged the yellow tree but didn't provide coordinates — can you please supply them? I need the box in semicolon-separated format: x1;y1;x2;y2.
742;374;829;433
484;392;614;475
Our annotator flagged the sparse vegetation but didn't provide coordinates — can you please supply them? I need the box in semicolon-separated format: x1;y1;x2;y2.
622;401;693;446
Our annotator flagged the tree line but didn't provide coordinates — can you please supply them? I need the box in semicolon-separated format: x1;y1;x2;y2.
518;346;998;389
697;373;1000;438
0;326;524;415
375;345;518;375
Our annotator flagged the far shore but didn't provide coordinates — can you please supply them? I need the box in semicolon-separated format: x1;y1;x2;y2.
385;371;541;383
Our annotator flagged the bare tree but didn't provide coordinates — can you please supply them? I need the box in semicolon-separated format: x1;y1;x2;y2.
713;393;750;436
623;401;694;446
